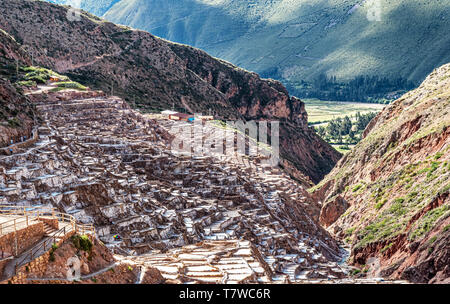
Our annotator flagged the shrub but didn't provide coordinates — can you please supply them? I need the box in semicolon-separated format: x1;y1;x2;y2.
350;269;361;276
427;161;440;177
389;198;406;216
7;118;21;128
71;235;93;252
375;199;388;210
55;81;87;91
49;242;59;262
345;227;356;235
434;152;444;160
352;184;363;192
381;242;393;253
407;192;418;200
429;236;437;244
16;80;37;87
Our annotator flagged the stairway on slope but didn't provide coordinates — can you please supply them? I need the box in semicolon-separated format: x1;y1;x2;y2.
0;221;73;282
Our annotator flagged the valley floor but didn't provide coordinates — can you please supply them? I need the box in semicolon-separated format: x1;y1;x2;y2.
303;99;386;124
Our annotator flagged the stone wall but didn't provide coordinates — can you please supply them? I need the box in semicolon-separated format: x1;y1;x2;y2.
5;230;75;284
0;258;10;277
0;222;44;257
40;217;59;230
0;128;39;155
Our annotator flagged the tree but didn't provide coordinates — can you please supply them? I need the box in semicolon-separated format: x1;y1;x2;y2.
349;129;356;142
342;116;352;135
315;126;326;138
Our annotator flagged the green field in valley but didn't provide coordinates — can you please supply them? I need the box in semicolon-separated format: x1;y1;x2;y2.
303;99;386;124
303;99;387;154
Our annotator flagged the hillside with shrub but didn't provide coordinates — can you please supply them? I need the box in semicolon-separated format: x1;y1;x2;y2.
312;63;450;283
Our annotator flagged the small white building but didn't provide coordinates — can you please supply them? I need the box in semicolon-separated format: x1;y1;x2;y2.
197;115;214;121
161;110;178;118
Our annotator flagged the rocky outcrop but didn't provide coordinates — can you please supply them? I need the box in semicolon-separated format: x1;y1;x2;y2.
312;63;450;283
0;0;340;183
168;43;305;124
319;196;349;228
0;29;30;65
0;78;35;148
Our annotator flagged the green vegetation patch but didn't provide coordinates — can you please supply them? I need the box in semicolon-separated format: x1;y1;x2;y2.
375;198;388;210
381;242;394;253
71;234;93;252
352;184;363;192
389;198;406;216
20;66;68;84
345;227;356;235
429;236;437;244
7;118;21;128
49;243;59;262
313;111;378;147
409;205;450;241
356;217;405;249
16;80;37;87
53;81;87;91
434;152;444;160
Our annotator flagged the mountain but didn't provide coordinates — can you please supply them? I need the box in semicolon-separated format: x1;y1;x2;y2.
47;0;450;101
0;0;341;184
47;0;121;16
311;63;450;283
0;29;35;149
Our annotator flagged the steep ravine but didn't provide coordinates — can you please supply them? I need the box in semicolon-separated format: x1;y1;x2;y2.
312;63;450;283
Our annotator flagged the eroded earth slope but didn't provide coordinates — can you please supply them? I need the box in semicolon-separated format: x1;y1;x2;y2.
313;63;450;283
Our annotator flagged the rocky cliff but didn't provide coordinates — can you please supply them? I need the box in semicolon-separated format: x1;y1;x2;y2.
312;63;450;283
0;29;35;148
0;0;340;183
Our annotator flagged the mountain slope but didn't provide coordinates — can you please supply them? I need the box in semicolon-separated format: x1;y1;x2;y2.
312;63;450;283
0;0;340;183
48;0;450;98
0;29;35;148
47;0;121;16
